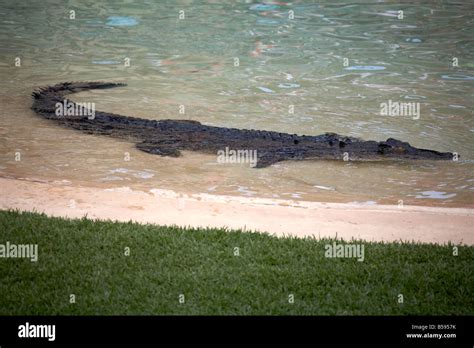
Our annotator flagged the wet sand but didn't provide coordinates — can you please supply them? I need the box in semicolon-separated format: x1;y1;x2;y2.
1;177;472;245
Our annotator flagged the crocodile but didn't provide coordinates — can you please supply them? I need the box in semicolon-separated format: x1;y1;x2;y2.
31;81;454;168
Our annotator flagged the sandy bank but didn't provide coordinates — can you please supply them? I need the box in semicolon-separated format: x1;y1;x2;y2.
0;177;472;245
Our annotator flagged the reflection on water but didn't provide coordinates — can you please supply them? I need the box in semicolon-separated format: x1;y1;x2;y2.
0;0;473;207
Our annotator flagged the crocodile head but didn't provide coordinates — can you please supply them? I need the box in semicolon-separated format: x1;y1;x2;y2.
377;138;454;160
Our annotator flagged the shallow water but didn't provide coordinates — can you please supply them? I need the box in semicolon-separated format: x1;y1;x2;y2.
0;0;473;207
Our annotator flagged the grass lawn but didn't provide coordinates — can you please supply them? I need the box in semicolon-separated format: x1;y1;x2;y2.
0;209;472;315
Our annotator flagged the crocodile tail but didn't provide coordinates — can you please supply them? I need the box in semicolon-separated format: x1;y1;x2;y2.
31;81;126;118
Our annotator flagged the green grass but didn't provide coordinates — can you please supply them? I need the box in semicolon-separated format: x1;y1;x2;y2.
0;209;472;315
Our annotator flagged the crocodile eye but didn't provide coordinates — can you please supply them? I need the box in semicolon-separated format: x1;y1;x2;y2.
294;139;299;145
395;146;406;154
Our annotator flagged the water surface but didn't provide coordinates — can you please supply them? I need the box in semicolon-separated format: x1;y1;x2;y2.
0;0;473;207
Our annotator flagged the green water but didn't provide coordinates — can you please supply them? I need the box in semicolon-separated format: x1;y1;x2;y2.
0;0;473;207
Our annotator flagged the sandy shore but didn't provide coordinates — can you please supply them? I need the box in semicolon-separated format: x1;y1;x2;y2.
0;177;473;245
